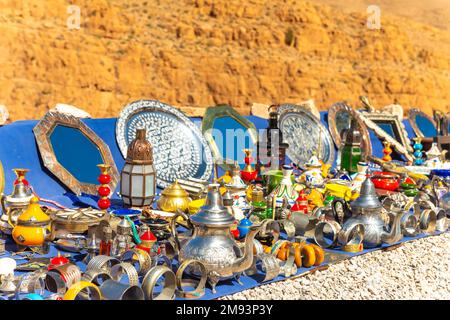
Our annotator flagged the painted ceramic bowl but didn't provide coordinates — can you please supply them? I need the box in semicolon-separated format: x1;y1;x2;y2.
371;172;399;191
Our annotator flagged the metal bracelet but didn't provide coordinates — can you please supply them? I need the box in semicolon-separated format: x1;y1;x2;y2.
435;209;447;232
142;265;176;300
81;269;112;286
151;254;172;268
175;259;207;299
15;270;46;299
279;219;296;239
245;253;280;282
253;239;264;255
337;222;364;246
419;209;437;233
400;211;419;237
279;246;297;277
120;249;152;276
100;279;144;300
110;262;139;286
45;270;68;294
314;220;342;248
63;281;102;300
87;255;120;273
45;263;81;293
259;219;280;243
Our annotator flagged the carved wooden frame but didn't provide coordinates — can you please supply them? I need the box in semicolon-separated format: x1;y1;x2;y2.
33;111;119;195
408;108;437;138
358;110;414;162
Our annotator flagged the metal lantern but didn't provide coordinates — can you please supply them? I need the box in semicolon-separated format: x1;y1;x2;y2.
120;128;156;207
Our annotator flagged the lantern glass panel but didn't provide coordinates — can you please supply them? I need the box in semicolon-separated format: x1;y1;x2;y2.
132;175;144;197
145;175;154;196
121;173;130;196
123;164;132;174
132;165;143;174
144;165;154;173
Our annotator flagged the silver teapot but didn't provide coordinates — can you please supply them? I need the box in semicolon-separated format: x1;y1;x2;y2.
340;177;403;248
172;184;261;293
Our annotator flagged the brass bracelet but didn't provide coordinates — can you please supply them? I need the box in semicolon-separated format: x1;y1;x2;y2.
142;265;176;300
120;249;152;276
151;254;172;268
63;281;102;300
176;259;207;299
110;262;139;286
342;243;363;253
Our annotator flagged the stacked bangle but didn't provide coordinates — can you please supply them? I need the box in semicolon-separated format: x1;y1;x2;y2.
63;281;102;300
142;265;176;300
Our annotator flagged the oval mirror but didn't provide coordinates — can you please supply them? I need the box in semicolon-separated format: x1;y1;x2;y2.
408;108;437;138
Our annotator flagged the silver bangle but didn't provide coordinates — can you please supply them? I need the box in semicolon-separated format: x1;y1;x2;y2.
175;259;207;299
279;219;296;239
110;262;139;286
81;269;112;286
279;246;297;277
419;209;437;233
120;249;152;276
45;263;81;293
87;255;120;273
100;279;144;300
314;220;342;248
142;265;176;300
337;221;364;246
245;253;280;282
15;270;46;299
436;209;447;232
400;211;418;237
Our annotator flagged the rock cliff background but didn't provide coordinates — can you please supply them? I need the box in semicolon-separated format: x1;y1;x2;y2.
0;0;449;121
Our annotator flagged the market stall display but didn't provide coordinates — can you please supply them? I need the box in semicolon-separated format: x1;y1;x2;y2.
0;100;448;300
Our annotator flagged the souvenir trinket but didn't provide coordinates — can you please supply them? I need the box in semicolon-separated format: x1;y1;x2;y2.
237;218;253;239
291;189;309;214
49;208;104;240
136;225;158;254
120;128;156;207
425;143;446;168
371;172;400;192
351;162;369;191
157;181;191;213
340;119;363;174
177;178;208;200
48;252;69;270
271;165;298;207
111;218;134;257
97;164;112;210
174;184;261;293
1;169;33;234
84;234;99;264
240;149;257;183
382;141;393;162
99;226;112;256
300;153;324;187
412;137;424;166
11;197;51;250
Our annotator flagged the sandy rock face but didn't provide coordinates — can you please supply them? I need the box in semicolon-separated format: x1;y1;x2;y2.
0;0;449;121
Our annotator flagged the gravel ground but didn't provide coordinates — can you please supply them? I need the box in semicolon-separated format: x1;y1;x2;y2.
221;232;450;300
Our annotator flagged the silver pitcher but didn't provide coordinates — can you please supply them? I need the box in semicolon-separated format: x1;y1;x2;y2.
172;184;261;293
0;179;33;234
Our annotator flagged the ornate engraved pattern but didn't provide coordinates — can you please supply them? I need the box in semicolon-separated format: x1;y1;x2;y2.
279;106;335;166
116;100;213;188
33;111;119;196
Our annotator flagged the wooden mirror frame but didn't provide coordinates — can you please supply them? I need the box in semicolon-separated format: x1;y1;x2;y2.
33;111;119;195
358;110;414;162
408;108;437;138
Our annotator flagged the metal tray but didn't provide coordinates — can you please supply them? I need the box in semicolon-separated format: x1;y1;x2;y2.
116;100;213;188
279;105;335;166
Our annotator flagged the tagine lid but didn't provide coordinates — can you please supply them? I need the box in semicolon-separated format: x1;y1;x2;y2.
190;184;235;226
17;197;50;223
160;180;189;197
350;177;382;211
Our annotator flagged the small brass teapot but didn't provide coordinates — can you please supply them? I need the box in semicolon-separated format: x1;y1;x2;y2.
11;197;51;249
157;180;191;213
172;184;261;293
1;169;33;234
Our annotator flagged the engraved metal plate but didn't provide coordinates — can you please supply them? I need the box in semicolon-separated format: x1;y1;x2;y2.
116;100;213;188
279;105;335;166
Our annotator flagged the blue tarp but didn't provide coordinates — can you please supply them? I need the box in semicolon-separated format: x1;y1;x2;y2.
2;111;444;300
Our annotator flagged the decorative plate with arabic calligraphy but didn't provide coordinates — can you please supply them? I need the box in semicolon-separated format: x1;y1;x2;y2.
279;105;335;166
116;100;213;188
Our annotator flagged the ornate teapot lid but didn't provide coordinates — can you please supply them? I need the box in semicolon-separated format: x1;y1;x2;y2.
190;184;235;227
350;177;382;212
160;180;189;198
17;197;50;223
426;143;442;159
305;152;322;168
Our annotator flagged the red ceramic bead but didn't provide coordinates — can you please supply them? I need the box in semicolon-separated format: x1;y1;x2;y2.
98;186;111;197
98;198;111;210
98;174;111;184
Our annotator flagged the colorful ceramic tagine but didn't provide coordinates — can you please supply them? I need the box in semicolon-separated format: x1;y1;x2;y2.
271;165;298;207
412;137;424;166
371;172;400;192
240;149;257;183
156;180;192;213
382;141;393;162
11;196;50;250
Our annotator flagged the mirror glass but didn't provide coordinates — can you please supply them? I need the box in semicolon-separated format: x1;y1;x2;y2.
50;125;103;184
367;128;405;162
335;110;352;140
212;116;255;168
415;114;437;137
